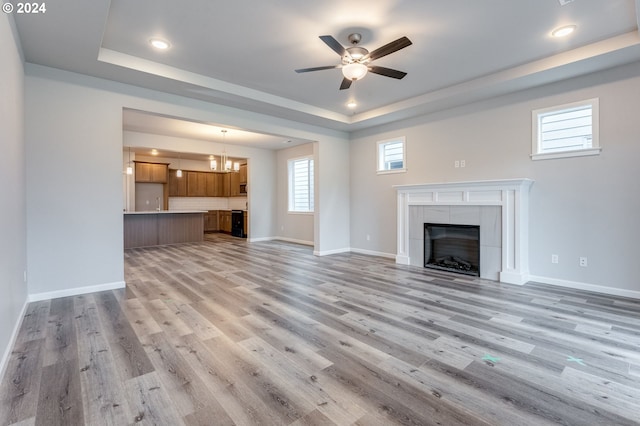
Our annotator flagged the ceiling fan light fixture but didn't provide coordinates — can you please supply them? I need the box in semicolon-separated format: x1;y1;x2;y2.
346;46;368;60
551;25;576;38
342;63;368;81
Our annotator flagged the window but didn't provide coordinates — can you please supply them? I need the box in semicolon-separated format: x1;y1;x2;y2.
531;98;601;160
377;137;406;173
288;156;314;213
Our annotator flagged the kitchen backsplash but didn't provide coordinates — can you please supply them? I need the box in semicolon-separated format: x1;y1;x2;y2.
169;197;248;211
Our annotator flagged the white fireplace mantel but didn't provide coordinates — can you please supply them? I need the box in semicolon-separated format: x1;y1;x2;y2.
394;179;534;285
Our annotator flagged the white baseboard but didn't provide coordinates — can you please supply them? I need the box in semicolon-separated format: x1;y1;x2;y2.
0;298;29;385
28;280;126;303
248;236;314;246
314;247;351;256
350;248;396;259
499;271;529;286
529;275;640;300
274;237;314;246
247;236;275;243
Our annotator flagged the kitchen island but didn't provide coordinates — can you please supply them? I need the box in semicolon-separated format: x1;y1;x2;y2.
124;210;205;248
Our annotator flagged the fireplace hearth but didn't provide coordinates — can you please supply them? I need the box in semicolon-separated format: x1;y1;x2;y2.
424;223;480;277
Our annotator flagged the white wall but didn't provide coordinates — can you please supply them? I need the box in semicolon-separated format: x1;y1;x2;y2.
24;64;350;299
350;61;640;297
277;143;315;245
0;13;28;375
315;137;351;255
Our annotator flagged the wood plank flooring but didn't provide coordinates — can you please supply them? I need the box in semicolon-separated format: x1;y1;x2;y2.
1;233;639;425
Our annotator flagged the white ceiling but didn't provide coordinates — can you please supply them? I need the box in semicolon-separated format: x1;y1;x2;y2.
13;0;640;146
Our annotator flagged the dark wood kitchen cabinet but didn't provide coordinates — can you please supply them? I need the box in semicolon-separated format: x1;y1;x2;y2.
168;169;187;197
229;172;241;197
239;164;247;184
135;161;168;183
205;173;217;197
219;210;232;233
186;171;207;197
204;211;219;232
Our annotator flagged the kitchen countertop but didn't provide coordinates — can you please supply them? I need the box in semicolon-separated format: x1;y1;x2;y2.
124;210;206;215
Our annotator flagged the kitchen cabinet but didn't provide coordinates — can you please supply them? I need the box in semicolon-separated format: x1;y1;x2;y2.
229;172;241;197
204;210;219;232
168;169;187;197
186;171;207;197
221;173;231;197
219;210;232;233
135;162;168;183
166;169;246;198
239;164;247;184
205;173;217;197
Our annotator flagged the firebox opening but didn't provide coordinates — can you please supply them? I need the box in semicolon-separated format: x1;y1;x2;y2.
424;223;480;277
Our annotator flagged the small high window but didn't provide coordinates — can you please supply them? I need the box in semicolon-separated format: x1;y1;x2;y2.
377;137;406;173
532;98;601;160
288;156;314;213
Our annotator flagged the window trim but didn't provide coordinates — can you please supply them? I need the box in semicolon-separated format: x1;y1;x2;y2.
531;98;601;161
287;155;314;214
376;136;407;174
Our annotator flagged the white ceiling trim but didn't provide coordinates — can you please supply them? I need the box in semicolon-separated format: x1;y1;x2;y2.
98;47;350;125
351;31;640;126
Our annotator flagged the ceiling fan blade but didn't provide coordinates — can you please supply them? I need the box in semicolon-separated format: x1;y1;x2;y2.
367;36;412;61
295;65;340;73
368;66;407;79
319;35;348;57
339;78;353;90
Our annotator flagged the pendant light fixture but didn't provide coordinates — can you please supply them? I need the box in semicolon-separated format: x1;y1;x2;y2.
176;153;183;178
125;146;133;175
209;129;240;173
221;129;231;172
219;129;240;173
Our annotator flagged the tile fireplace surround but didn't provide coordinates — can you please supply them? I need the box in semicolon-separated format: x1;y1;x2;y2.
394;179;534;285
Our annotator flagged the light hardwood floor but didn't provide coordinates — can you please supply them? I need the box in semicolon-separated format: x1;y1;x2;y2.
1;233;639;425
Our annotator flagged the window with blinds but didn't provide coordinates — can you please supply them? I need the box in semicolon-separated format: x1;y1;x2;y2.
377;137;406;173
288;157;314;213
532;98;600;160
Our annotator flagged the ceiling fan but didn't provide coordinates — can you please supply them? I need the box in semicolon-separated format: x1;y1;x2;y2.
295;33;412;90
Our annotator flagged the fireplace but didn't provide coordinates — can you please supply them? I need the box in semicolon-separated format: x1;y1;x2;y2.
395;179;533;284
424;223;480;277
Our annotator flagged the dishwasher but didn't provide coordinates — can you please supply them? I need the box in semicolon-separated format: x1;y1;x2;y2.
231;210;246;238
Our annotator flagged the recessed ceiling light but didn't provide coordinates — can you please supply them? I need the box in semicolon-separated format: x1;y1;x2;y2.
551;25;576;38
347;100;357;109
149;38;170;50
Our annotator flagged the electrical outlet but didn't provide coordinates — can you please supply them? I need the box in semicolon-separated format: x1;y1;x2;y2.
551;254;559;264
454;160;460;168
366;234;371;241
460;160;466;168
280;225;284;231
579;257;588;267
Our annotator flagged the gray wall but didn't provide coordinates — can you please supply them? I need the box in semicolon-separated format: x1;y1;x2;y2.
350;61;640;295
0;13;28;374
